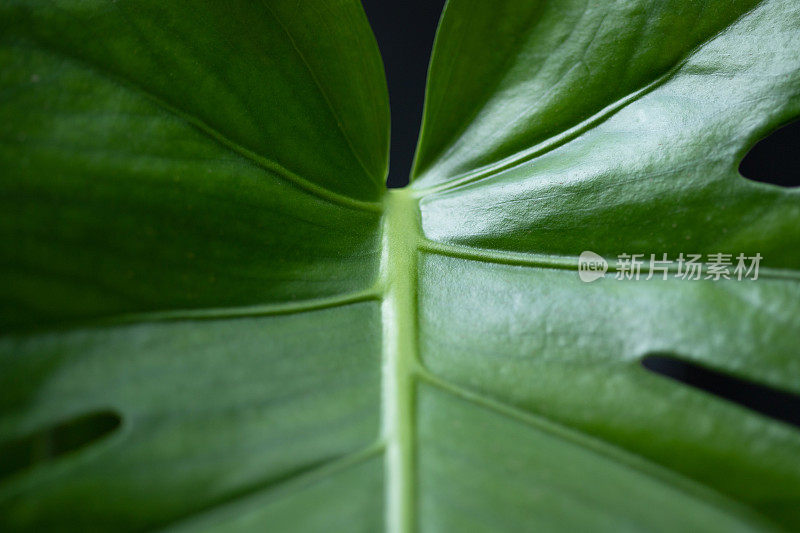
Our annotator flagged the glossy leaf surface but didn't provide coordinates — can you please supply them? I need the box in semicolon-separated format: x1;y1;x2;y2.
2;0;800;531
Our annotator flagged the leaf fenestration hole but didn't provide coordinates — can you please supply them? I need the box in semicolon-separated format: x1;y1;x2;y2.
641;354;800;429
0;410;122;480
739;119;800;187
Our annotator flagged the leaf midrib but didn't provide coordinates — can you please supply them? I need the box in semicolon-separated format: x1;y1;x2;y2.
380;190;422;533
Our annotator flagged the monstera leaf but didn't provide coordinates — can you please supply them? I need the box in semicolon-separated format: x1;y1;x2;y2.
2;0;800;531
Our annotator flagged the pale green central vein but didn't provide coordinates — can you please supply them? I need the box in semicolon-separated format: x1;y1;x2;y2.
380;189;421;533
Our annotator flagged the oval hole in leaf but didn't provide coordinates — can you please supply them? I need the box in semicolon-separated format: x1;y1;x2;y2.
642;354;800;429
0;410;122;480
739;119;800;187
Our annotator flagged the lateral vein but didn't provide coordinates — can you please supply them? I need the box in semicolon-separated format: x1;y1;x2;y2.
415;369;772;527
420;239;800;282
19;39;382;213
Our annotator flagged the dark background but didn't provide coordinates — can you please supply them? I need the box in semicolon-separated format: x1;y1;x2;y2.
361;0;799;190
361;0;446;188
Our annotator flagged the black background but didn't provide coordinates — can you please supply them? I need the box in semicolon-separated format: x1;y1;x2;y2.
361;0;446;188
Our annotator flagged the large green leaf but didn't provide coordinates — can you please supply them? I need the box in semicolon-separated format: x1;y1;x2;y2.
2;0;800;531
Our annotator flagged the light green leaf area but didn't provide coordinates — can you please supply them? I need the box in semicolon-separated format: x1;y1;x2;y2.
1;0;800;532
